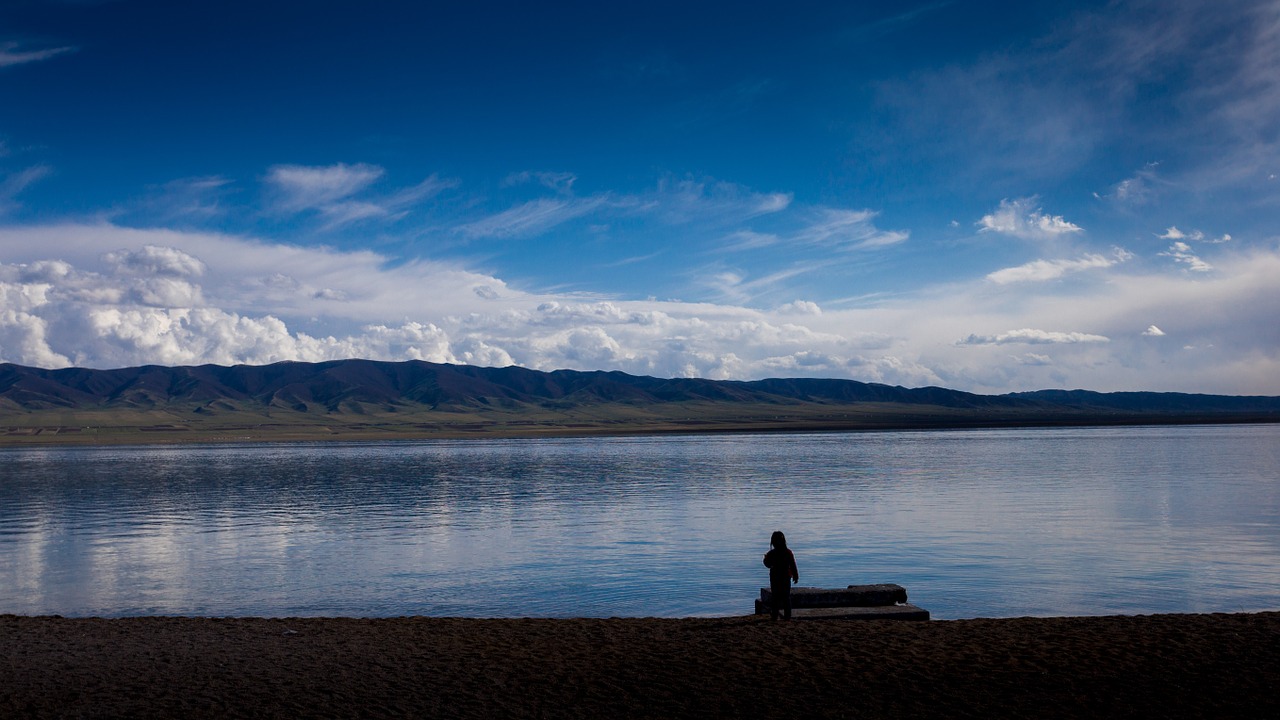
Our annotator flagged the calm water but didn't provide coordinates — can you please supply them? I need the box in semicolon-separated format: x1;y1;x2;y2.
2;424;1278;619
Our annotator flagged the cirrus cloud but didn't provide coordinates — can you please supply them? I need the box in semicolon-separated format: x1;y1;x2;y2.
264;163;456;229
793;208;909;250
985;248;1132;284
0;42;75;68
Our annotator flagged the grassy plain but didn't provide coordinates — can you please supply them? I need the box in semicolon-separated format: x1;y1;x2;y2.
2;399;1269;446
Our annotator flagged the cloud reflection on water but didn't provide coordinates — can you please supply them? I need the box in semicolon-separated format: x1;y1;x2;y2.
1;425;1278;619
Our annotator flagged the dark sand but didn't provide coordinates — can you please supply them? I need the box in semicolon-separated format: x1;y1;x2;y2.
3;612;1278;718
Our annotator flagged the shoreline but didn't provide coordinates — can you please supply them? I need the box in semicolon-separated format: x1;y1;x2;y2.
3;413;1276;448
4;611;1278;718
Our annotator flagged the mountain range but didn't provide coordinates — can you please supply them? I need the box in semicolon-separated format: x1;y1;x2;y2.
2;359;1277;444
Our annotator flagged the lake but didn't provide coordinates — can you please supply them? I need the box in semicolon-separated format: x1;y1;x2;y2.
2;424;1278;619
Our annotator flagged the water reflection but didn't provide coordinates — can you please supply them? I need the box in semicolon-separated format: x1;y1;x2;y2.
1;425;1279;618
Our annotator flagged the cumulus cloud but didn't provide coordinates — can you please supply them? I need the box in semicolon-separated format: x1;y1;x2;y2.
2;222;1279;395
977;197;1083;240
985;249;1131;284
776;300;822;315
1143;325;1166;336
1159;226;1231;244
840;354;944;387
0;288;71;368
957;329;1110;346
0;225;864;381
1158;226;1201;242
103;245;206;277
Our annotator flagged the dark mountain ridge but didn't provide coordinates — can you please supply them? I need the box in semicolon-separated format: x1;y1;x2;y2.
3;359;1277;417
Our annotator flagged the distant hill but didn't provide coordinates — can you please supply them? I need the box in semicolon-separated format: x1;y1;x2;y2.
1007;388;1280;414
0;359;1041;411
1;359;1277;445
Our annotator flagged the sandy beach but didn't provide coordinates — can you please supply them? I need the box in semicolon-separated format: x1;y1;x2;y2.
2;612;1278;718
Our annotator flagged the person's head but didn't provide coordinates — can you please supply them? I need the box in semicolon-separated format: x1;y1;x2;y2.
770;531;787;550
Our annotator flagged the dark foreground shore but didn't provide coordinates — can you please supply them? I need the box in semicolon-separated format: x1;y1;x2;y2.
3;612;1278;718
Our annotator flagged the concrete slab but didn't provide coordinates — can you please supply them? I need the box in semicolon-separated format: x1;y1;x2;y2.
754;603;930;621
759;584;909;609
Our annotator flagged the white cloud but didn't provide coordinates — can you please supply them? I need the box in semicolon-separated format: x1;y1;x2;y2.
1158;226;1201;242
1160;242;1213;272
985;249;1130;284
720;230;781;251
977;197;1082;240
1;222;1279;395
1096;163;1161;205
598;251;664;269
1015;353;1053;366
1159;226;1231;245
1143;325;1166;336
0;226;630;370
457;197;607;239
701;265;817;304
840;354;944;387
266;163;384;211
0;42;75;68
792;208;909;250
349;321;456;363
957;329;1110;346
0;165;52;214
134;176;233;222
103;245;206;277
776;300;822;316
0;279;55;314
386;175;460;207
313;287;347;301
1111;176;1149;203
263;164;453;228
644;177;792;224
457;175;797;241
0;297;71;368
502;171;577;193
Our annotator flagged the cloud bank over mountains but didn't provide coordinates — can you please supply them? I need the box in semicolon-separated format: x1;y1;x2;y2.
2;217;1276;395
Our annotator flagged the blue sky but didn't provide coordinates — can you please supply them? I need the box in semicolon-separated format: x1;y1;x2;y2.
1;0;1278;394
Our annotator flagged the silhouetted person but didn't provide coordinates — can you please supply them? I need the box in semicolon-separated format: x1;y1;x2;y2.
763;530;799;620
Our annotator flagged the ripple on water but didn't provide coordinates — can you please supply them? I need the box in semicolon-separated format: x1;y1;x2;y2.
1;425;1280;618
